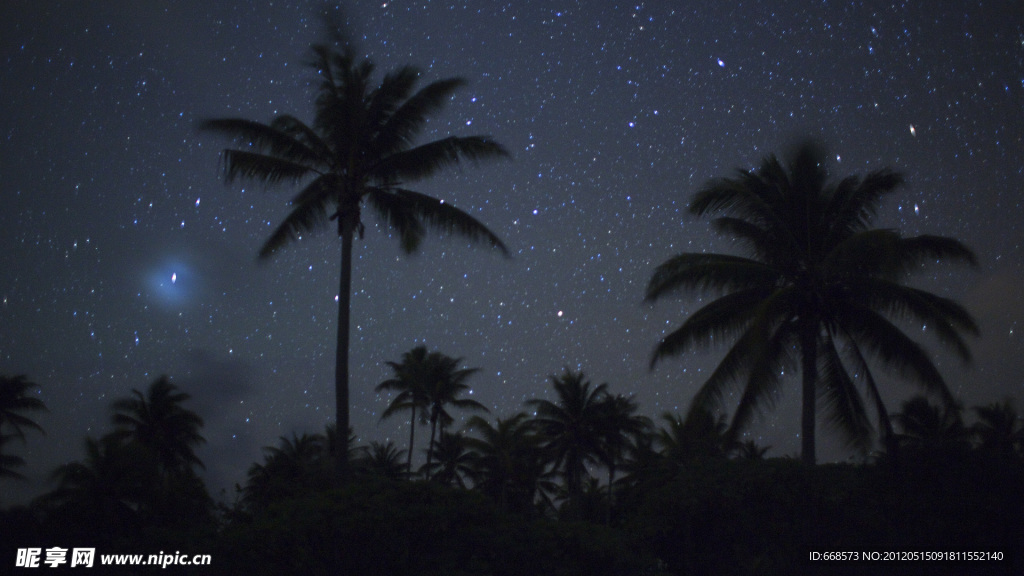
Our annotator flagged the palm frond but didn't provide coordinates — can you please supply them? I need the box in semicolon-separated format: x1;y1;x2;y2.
368;188;508;255
709;216;782;262
895;234;978;271
684;329;763;416
726;321;798;441
373;77;468;157
844;280;978;362
645;253;778;302
371;135;509;183
258;193;334;258
200;118;327;169
648;288;772;363
823;228;904;279
268;115;333;162
366;66;421;133
689;172;777;223
217;149;319;185
842;307;955;405
841;334;896;452
819;335;874;453
825;169;904;241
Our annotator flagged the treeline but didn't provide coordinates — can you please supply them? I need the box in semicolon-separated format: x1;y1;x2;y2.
2;371;1023;575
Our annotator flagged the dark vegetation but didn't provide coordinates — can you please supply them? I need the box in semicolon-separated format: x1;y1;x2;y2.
2;372;1023;574
3;35;1022;576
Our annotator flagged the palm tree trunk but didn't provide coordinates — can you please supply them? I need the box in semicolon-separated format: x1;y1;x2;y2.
336;220;354;474
800;323;818;465
407;405;416;476
425;412;438;480
606;464;615;526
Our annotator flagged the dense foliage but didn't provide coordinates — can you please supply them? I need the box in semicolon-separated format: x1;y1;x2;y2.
3;370;1023;575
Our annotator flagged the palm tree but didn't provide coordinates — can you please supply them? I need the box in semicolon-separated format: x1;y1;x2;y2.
972;398;1024;459
734;439;771;460
0;375;46;482
243;432;331;509
201;44;509;459
0;434;27;480
420;430;474;488
893;395;969;450
355;440;408;480
616;431;667;492
39;435;155;537
110;376;205;479
596;393;650;523
419;352;488;478
376;346;432;474
646;140;978;464
465;413;555;514
657;408;733;463
0;375;46;442
526;369;608;509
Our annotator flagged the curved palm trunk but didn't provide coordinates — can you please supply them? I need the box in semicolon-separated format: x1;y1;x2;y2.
336;221;354;474
800;323;818;465
425;412;439;480
606;464;615;526
406;405;416;476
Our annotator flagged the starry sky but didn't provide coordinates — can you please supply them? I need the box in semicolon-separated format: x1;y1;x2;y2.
2;1;1022;502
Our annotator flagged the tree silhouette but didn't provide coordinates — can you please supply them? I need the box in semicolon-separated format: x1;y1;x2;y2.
377;345;433;475
202;43;509;461
972;398;1024;459
243;432;331;509
526;369;608;511
465;413;555;514
419;430;474;488
355;440;408;480
596;393;650;524
0;375;46;440
110;376;205;479
894;395;969;451
646;140;978;464
658;408;733;464
0;375;46;481
419;352;487;479
0;434;27;480
733;439;771;460
39;435;154;539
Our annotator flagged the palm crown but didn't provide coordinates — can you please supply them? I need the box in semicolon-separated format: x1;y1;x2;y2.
646;141;978;464
202;44;509;453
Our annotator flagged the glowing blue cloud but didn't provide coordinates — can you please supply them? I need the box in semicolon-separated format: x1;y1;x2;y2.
147;259;196;307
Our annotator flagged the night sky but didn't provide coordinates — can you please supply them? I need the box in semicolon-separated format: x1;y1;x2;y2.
2;1;1022;502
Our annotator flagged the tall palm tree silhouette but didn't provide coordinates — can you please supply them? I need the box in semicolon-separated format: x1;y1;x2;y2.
419;352;487;478
202;44;509;463
596;393;650;524
647;140;978;464
526;369;608;509
110;376;205;479
377;346;432;474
